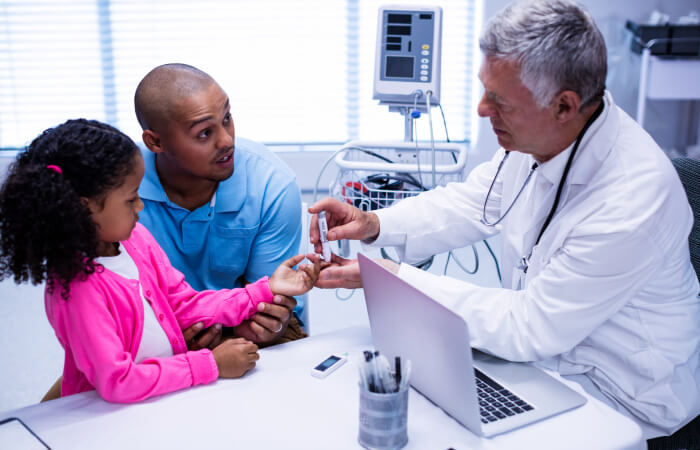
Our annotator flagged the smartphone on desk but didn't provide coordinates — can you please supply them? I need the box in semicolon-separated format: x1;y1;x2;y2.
0;417;51;449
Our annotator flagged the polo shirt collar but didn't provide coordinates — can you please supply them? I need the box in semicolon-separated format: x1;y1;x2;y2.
139;149;169;202
137;144;248;213
214;145;247;212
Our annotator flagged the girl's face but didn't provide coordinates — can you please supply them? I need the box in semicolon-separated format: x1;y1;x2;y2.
85;153;145;256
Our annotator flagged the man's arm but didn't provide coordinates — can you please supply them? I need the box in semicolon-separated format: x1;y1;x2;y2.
231;179;303;345
244;179;302;282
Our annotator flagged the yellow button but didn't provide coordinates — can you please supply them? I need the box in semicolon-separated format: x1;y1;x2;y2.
422;44;429;50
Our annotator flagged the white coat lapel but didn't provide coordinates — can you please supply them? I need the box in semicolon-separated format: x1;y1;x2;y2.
568;91;618;186
525;92;621;276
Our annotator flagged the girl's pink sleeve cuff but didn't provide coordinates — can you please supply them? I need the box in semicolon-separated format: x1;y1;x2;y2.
245;276;274;309
187;349;219;386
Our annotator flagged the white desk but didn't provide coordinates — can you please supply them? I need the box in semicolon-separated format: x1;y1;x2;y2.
0;327;644;449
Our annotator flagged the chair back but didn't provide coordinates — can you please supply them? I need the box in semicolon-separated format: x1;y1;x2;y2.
672;158;700;285
648;158;700;450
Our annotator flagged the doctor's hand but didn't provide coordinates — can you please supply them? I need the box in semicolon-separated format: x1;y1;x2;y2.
314;254;400;289
308;197;381;254
233;294;297;346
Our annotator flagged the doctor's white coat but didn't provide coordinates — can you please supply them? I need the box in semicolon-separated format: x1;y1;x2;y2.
371;92;700;434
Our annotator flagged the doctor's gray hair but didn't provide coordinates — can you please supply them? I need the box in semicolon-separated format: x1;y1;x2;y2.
479;0;606;111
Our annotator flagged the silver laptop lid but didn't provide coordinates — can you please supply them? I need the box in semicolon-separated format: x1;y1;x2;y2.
358;252;587;437
357;252;484;433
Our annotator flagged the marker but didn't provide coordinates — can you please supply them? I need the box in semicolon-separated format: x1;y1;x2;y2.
318;210;331;262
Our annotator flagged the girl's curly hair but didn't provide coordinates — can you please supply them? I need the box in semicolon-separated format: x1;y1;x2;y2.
0;119;140;297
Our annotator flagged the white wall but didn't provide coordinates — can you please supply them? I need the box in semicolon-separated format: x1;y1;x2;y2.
471;0;700;167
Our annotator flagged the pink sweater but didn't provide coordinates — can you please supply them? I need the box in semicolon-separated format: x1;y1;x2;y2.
45;223;274;403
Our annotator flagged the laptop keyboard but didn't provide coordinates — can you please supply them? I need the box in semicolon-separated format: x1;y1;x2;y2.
475;368;534;424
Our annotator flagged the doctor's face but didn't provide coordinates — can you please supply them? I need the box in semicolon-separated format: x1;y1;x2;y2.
477;56;557;158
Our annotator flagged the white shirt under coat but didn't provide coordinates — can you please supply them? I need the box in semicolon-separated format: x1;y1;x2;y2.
369;92;700;436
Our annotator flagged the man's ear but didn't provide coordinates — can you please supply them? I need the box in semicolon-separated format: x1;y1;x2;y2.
551;90;581;124
142;129;164;154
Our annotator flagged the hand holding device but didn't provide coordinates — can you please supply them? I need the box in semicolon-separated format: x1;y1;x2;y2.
308;197;381;252
318;211;332;261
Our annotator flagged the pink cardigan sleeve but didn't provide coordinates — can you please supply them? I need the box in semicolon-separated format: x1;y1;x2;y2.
137;227;275;330
47;282;219;403
48;224;277;403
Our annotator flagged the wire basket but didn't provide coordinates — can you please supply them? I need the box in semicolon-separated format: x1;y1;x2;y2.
332;140;468;211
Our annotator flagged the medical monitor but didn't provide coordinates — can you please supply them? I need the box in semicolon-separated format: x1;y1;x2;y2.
373;5;442;107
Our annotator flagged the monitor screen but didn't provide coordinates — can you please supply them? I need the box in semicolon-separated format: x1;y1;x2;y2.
385;56;414;78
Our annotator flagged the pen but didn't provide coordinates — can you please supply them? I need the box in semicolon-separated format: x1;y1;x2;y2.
400;360;412;391
377;354;393;393
372;351;381;392
372;350;386;394
364;351;376;392
395;356;401;392
318;211;332;262
358;361;368;391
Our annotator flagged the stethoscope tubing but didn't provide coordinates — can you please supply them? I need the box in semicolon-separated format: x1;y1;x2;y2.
479;100;605;273
480;151;538;227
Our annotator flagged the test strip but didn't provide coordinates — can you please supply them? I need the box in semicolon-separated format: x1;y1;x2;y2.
318;211;331;261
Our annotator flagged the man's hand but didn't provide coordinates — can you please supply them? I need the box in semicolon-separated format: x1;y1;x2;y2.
308;197;381;254
183;322;223;350
233;295;297;346
315;254;400;289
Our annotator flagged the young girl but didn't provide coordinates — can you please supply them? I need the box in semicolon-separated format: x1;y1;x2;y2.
0;119;320;403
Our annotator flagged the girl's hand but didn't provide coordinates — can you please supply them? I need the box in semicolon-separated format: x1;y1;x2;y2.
212;338;259;378
268;253;321;297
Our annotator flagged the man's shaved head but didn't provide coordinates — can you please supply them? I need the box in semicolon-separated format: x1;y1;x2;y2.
134;63;216;131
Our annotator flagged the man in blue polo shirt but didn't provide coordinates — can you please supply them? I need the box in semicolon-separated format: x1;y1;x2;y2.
134;63;304;346
40;63;305;402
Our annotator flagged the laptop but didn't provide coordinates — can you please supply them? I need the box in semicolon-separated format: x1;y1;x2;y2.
357;253;586;437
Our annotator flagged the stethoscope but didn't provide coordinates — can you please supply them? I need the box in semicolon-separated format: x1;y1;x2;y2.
480;101;605;273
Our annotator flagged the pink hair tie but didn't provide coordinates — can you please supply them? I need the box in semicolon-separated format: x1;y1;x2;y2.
46;165;63;174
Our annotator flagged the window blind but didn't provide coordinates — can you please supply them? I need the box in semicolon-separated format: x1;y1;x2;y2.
0;0;476;149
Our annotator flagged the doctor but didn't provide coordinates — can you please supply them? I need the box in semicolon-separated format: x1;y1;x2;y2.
310;0;700;440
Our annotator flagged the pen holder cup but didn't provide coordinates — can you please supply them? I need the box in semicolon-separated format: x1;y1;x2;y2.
358;384;409;450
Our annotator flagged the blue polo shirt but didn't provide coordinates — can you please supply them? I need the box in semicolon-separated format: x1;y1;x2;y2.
138;137;303;313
